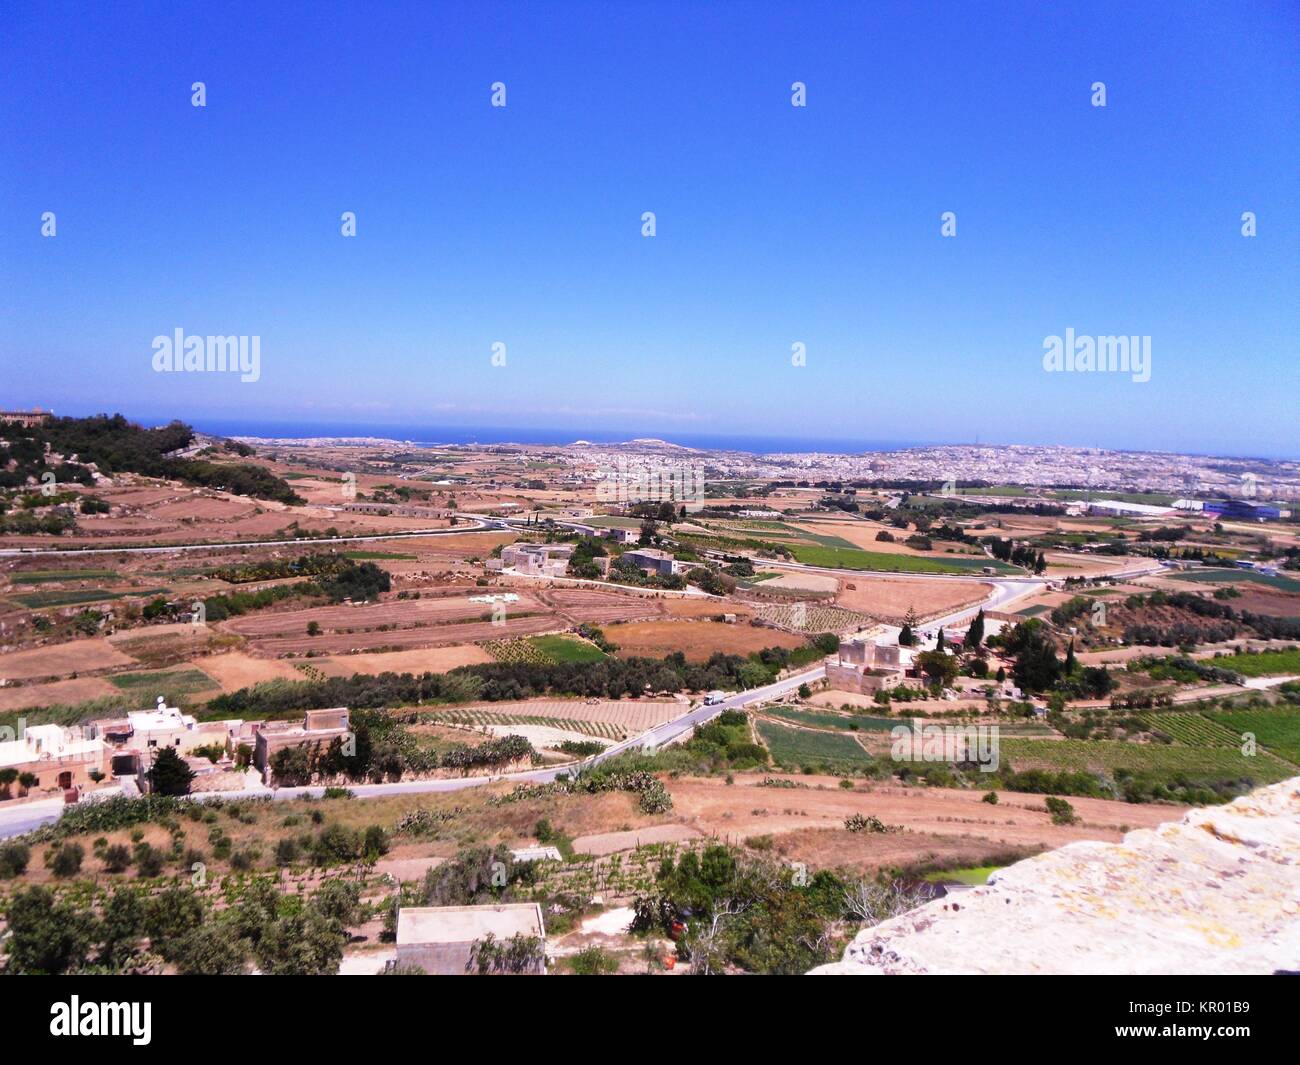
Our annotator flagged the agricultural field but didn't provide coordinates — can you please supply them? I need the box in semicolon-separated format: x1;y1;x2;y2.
108;667;221;703
1210;648;1300;677
528;634;608;663
425;698;682;734
425;710;626;741
763;705;897;732
1204;707;1300;765
754;602;870;634
11;586;168;608
1136;711;1240;748
756;719;873;769
999;737;1295;785
605;619;807;661
0;638;136;681
789;544;1015;575
833;576;990;622
1168;569;1300;594
8;569;120;584
481;634;606;665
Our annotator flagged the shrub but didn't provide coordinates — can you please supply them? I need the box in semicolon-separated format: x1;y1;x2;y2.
1045;796;1078;825
0;841;32;878
982;791;999;805
48;842;85;877
102;843;132;872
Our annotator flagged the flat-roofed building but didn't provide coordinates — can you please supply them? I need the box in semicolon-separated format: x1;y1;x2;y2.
255;708;351;780
0;723;104;794
500;542;573;576
622;547;674;577
396;903;547;975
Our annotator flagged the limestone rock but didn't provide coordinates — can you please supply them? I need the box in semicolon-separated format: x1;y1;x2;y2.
811;777;1300;975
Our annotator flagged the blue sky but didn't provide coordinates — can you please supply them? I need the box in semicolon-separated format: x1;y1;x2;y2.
2;0;1297;456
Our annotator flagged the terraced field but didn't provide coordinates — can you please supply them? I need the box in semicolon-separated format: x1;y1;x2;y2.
426;710;626;740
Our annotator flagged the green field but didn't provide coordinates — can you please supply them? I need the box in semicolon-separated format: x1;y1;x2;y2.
766;706;897;732
12;587;168;608
1211;649;1300;677
756;719;873;768
1000;737;1294;785
1167;569;1300;593
1137;711;1239;747
1016;604;1049;617
788;545;1015;575
1205;708;1300;766
923;865;1004;885
10;569;119;584
107;668;220;705
526;635;608;663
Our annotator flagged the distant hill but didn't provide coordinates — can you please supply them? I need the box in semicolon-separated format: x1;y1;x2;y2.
0;412;303;505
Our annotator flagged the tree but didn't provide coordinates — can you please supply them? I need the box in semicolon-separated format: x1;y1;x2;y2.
147;746;195;796
935;629;946;652
97;886;146;970
916;650;959;689
0;840;31;878
966;609;985;649
1064;639;1077;675
1034;550;1047;575
4;886;95;974
899;605;918;647
254;905;347;975
171;918;250;975
0;766;17;799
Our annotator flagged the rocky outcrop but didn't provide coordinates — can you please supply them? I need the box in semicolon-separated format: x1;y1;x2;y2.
812;777;1300;975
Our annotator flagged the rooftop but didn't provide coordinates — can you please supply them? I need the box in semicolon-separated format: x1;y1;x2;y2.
397;903;546;945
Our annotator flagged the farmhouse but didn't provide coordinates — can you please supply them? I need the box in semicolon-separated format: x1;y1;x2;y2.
396;903;547;975
824;637;912;695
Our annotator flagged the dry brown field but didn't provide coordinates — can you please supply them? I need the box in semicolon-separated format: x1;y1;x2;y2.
605;619;807;660
833;577;989;621
539;587;665;625
663;775;1183;856
221;592;548;638
0;676;118;711
251;613;559;655
0;638;135;681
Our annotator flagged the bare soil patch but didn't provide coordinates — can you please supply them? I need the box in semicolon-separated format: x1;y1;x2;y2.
606;619;807;660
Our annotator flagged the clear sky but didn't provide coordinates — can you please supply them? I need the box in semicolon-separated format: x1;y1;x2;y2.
2;1;1297;456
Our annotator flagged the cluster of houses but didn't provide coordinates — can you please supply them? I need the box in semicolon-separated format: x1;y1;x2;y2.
0;699;351;801
489;539;700;582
